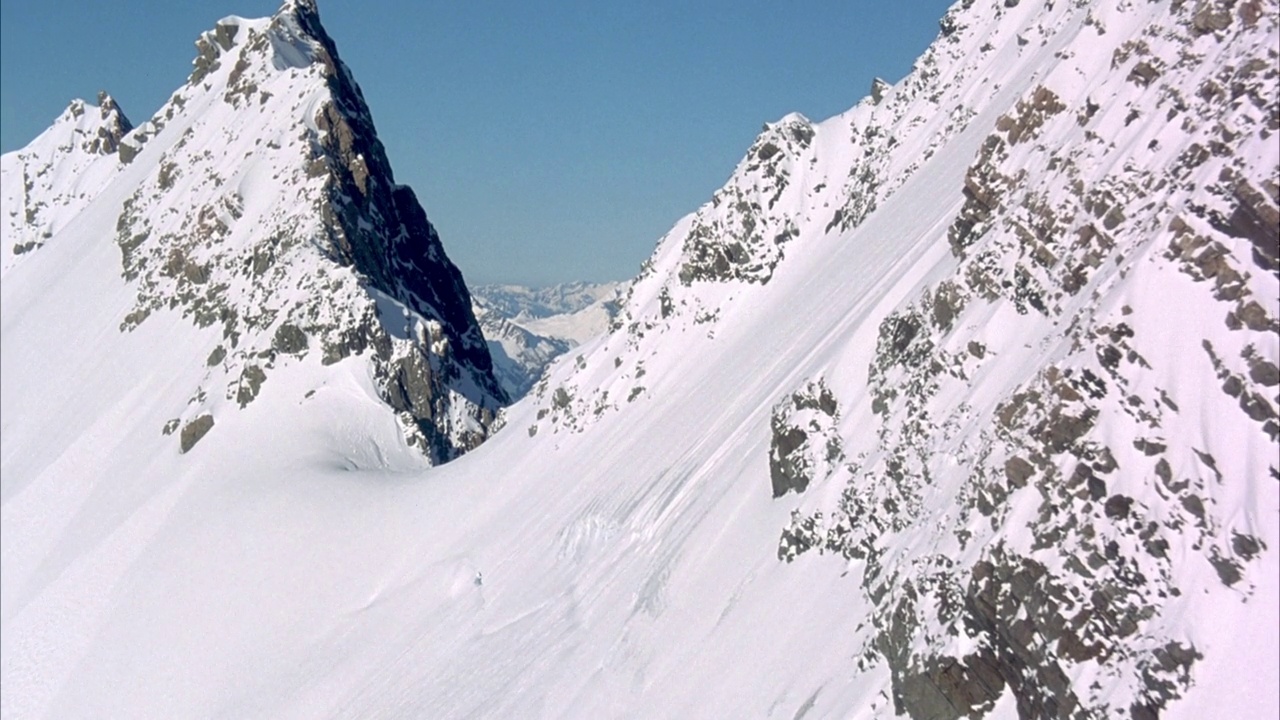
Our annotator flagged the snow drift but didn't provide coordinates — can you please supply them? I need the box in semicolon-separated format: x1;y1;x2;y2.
2;0;1277;718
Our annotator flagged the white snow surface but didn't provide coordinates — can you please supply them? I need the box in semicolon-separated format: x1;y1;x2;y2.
3;1;1279;719
1;95;131;277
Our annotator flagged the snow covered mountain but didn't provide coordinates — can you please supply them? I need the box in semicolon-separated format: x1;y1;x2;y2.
1;93;133;273
471;282;623;398
473;281;624;324
2;1;1277;719
1;0;505;465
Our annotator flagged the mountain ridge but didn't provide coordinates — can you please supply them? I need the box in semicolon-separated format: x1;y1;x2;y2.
3;0;505;465
509;0;1280;715
1;93;133;271
1;0;1277;718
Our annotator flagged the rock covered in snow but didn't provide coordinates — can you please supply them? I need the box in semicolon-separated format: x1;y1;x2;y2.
524;0;1279;716
766;1;1279;717
0;93;133;271
1;0;506;463
2;0;1277;718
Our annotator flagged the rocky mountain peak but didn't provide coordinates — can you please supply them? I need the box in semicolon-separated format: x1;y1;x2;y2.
1;94;136;271
12;0;507;462
2;0;1278;716
50;91;133;157
88;91;134;154
279;0;320;18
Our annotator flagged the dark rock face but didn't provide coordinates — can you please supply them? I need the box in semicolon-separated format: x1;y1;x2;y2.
179;414;215;453
877;553;1093;720
282;2;507;459
994;85;1066;145
1219;172;1280;273
769;379;843;499
893;554;1196;720
108;1;506;463
273;323;308;355
286;2;501;405
948;134;1018;256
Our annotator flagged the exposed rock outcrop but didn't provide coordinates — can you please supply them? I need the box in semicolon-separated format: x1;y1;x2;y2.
103;1;505;461
770;1;1278;717
769;379;843;499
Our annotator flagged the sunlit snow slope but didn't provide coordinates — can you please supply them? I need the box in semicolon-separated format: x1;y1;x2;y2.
2;0;1277;719
0;93;133;277
2;0;504;468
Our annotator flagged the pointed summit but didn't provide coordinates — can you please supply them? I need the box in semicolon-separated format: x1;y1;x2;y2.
49;92;133;156
279;0;319;16
91;91;133;154
1;91;136;271
28;2;508;461
97;90;117;110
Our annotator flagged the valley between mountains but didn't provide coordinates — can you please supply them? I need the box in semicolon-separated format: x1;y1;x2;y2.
2;1;1277;718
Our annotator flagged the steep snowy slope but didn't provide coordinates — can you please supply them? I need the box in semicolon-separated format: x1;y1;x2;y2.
1;0;504;465
0;93;132;276
2;1;1277;719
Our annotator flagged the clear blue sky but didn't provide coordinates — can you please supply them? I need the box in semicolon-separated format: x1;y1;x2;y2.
1;0;955;287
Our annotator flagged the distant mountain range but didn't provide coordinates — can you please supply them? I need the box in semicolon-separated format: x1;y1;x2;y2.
2;0;1276;718
472;281;624;323
471;281;624;398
